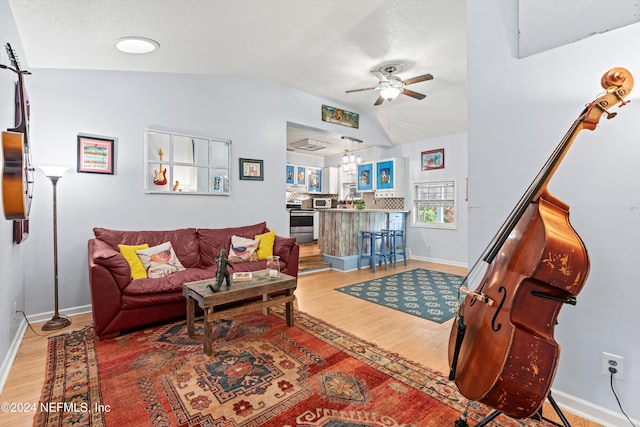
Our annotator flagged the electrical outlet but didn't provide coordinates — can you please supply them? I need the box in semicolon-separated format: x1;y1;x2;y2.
13;301;18;319
427;244;432;251
602;352;624;380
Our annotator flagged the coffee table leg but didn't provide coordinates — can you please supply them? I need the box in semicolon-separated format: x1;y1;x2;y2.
203;308;213;356
186;297;195;338
285;289;294;327
262;293;269;316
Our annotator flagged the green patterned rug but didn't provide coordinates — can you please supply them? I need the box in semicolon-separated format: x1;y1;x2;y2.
335;268;464;323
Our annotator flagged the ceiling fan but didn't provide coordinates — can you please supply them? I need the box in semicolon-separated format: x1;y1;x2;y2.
346;64;433;106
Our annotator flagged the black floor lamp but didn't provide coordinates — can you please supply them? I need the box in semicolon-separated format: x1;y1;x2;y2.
39;165;71;331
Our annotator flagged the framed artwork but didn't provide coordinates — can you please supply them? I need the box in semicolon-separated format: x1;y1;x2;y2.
77;135;115;174
307;167;322;193
376;160;394;190
421;148;444;170
356;162;373;192
286;164;295;185
239;158;264;181
321;104;359;128
296;165;306;186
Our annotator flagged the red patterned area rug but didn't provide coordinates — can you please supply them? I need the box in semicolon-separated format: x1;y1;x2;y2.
36;308;555;427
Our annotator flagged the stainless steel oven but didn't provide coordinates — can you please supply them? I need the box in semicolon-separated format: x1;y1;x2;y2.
287;202;314;243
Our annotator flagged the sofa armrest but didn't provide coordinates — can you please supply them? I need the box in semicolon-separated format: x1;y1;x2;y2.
273;236;299;278
89;239;132;290
88;239;133;337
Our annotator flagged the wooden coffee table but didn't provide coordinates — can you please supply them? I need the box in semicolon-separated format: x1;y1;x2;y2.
182;270;297;355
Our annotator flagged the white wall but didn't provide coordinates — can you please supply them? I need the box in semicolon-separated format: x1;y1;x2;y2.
21;68;390;317
322;133;469;265
397;133;468;265
469;1;638;422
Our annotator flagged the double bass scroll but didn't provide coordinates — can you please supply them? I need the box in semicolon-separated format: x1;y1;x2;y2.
447;67;633;420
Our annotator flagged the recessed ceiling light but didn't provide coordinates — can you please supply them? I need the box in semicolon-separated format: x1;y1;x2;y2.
115;37;159;54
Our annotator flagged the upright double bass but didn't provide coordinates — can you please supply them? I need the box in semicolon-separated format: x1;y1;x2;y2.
448;68;633;419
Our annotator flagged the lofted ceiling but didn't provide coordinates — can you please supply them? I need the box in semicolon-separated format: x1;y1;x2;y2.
7;0;467;157
7;0;634;157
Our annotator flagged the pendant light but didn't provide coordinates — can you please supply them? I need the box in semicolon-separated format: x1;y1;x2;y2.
342;136;350;163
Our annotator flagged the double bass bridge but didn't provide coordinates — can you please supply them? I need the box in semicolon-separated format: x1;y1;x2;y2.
460;286;494;306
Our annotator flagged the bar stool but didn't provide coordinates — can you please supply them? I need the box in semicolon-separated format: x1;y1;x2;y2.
357;230;389;273
381;229;407;268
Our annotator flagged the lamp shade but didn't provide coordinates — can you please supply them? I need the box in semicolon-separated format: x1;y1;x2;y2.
380;86;401;101
39;165;69;178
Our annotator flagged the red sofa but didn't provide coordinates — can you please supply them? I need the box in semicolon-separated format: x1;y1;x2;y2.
87;222;299;338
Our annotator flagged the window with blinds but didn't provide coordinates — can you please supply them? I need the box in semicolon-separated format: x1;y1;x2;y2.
412;180;457;228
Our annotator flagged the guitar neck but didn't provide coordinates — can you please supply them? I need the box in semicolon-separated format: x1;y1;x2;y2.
4;43;30;145
7;73;29;144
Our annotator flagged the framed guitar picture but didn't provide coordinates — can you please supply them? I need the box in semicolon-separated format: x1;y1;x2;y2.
77;135;115;174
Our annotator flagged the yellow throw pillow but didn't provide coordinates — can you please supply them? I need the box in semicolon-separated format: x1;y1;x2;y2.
255;230;275;260
118;244;149;279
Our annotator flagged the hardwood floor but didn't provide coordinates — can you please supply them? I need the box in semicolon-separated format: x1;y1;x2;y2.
0;257;601;426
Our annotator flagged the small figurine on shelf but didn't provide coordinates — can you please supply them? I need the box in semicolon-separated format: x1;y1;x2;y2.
209;249;234;292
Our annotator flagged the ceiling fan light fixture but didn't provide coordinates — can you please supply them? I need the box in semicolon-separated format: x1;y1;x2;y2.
380;86;401;101
115;37;160;54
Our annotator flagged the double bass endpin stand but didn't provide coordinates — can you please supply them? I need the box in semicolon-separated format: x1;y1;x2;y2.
454;392;571;427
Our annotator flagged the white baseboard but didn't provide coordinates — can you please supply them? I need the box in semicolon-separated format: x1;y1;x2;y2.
551;388;639;427
0;319;27;396
25;304;92;324
0;304;92;396
410;254;468;268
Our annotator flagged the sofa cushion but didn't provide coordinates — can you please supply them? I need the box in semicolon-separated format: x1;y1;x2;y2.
228;235;259;262
198;222;268;267
94;227;201;268
122;268;216;296
255;230;275;260
136;242;186;278
118;243;149;279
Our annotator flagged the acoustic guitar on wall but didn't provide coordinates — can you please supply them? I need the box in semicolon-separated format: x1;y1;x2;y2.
2;43;34;223
153;148;167;185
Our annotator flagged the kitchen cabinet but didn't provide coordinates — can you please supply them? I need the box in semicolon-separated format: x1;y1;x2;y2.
340;163;359;199
356;162;374;192
374;157;405;198
286;164;307;190
322;166;339;194
307;166;338;194
307;167;323;193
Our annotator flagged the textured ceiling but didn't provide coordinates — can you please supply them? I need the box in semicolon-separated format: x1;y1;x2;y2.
7;0;467;156
7;0;629;157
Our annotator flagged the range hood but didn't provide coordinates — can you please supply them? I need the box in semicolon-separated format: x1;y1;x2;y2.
289;138;331;152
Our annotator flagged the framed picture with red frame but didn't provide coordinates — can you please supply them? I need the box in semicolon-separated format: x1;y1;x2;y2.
421;148;444;170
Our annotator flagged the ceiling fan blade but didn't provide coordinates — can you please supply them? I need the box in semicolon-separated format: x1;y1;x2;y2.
345;87;378;93
402;88;426;100
403;73;434;85
371;70;388;82
374;95;385;106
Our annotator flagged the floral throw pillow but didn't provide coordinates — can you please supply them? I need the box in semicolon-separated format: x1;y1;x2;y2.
136;241;186;278
228;235;260;263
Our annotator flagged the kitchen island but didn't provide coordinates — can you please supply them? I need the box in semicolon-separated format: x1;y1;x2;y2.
317;209;407;271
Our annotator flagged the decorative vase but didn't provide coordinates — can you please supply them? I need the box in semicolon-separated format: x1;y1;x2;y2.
266;255;280;279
